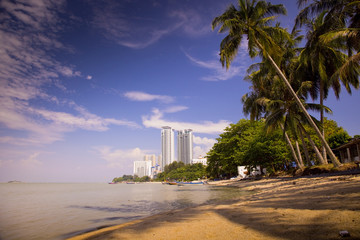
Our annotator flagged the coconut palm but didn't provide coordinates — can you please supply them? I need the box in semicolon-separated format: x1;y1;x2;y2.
212;0;341;166
295;0;360;100
242;29;326;167
243;67;329;166
295;11;349;161
295;0;360;160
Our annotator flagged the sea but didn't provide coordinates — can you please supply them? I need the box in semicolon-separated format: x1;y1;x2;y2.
0;182;246;240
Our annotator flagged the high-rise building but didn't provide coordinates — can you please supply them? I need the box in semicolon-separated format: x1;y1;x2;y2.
177;129;193;165
161;126;175;168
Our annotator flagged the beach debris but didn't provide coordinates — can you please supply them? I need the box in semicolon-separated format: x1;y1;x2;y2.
339;230;350;237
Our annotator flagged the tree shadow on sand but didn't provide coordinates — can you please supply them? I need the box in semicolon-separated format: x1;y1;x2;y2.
69;176;360;240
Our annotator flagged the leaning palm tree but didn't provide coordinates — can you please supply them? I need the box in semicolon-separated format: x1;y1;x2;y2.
243;67;330;166
212;0;341;166
296;11;348;161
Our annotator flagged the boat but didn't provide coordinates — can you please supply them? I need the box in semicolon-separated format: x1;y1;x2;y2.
168;182;178;185
178;181;205;185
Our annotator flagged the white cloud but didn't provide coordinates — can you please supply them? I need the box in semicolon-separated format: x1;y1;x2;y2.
193;135;216;158
31;106;140;132
0;96;140;145
86;75;93;80
142;108;230;134
193;135;216;146
94;146;150;169
124;91;174;103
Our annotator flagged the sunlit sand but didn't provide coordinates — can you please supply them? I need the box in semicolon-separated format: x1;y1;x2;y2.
68;174;360;240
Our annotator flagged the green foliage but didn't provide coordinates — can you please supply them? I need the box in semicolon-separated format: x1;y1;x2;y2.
206;119;291;178
327;131;351;149
304;118;351;148
354;135;360;139
156;161;206;181
112;174;151;183
164;161;185;173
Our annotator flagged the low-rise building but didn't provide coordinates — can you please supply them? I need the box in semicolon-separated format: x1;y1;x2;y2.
133;160;152;178
334;138;360;163
191;157;207;166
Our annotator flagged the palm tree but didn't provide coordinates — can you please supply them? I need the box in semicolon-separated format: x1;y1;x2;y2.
242;29;326;167
242;68;329;166
212;0;341;166
296;5;359;87
295;11;348;162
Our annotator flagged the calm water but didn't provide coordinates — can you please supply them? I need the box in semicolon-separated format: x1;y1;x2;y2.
0;183;246;240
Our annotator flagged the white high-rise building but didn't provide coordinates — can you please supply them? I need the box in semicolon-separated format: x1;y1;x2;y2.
161;126;175;168
177;129;193;165
133;160;152;178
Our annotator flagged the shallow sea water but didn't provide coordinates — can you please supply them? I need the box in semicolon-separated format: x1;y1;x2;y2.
0;183;246;240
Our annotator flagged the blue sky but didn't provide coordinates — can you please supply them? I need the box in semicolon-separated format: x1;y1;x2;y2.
0;0;359;182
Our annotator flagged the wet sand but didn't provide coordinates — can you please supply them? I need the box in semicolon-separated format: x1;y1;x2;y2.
68;174;360;240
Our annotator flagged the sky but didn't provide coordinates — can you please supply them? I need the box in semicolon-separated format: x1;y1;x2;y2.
0;0;359;183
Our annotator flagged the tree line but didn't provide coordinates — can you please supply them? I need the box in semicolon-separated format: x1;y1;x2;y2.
206;118;354;179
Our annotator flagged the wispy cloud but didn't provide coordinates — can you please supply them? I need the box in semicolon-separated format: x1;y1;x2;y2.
184;38;250;81
0;0;138;146
92;1;180;49
91;1;211;49
163;106;188;113
184;52;246;81
142;108;230;134
124;91;174;103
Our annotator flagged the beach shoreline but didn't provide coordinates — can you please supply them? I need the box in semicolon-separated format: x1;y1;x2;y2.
68;173;360;240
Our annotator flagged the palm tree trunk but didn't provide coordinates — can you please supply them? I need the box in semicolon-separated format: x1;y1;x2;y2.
295;140;304;168
254;39;341;167
320;86;328;163
298;124;326;165
298;126;310;166
281;124;302;169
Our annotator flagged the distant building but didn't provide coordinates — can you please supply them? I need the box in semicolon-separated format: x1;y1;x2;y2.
133;160;152;178
161;126;175;168
177;129;193;165
192;157;207;166
144;154;156;164
157;155;162;171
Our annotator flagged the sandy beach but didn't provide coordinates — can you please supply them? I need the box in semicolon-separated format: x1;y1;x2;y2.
68;174;360;240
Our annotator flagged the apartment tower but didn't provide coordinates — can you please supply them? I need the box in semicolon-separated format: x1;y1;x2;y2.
177;129;193;165
161;126;175;168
